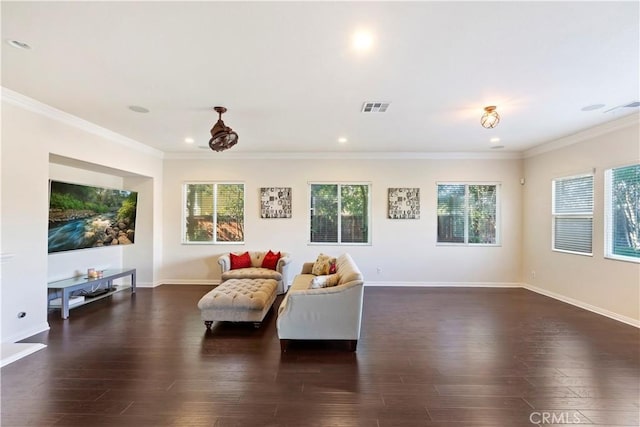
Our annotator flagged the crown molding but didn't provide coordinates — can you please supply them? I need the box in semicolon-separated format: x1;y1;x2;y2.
1;87;164;159
523;113;640;159
163;150;523;161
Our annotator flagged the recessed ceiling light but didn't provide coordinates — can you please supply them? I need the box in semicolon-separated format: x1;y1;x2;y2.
184;137;194;144
6;39;31;50
490;145;504;150
338;137;348;144
128;105;149;113
353;31;373;51
581;104;605;111
490;137;501;143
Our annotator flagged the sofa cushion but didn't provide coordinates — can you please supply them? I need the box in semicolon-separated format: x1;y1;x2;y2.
261;250;281;270
312;253;335;276
336;253;363;285
310;274;340;289
222;267;282;282
230;251;251;269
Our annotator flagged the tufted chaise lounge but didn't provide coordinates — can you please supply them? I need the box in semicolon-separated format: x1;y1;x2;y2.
197;278;278;329
218;251;291;295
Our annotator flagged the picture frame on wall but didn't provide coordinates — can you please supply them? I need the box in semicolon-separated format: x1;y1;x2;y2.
388;187;420;219
260;187;292;218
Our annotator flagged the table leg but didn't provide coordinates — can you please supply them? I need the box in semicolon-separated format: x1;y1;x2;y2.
131;270;136;293
61;289;70;319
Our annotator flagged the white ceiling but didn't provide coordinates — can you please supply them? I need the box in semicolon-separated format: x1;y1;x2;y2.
2;1;639;155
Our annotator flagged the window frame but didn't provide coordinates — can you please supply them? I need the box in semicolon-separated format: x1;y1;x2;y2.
435;182;501;246
604;163;640;263
181;181;245;245
308;181;372;245
551;172;594;256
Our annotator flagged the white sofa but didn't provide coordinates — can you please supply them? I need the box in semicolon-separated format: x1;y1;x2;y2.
276;253;364;351
218;251;291;295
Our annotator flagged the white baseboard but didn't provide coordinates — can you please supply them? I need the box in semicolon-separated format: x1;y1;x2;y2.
1;322;50;345
522;283;640;328
157;279;220;286
136;281;162;288
365;281;521;288
1;343;47;367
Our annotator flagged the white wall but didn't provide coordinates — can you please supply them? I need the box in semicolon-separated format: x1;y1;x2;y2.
522;118;640;324
161;157;523;286
1;92;164;344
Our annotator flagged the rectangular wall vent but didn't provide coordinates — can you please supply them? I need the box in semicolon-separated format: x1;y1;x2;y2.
362;102;390;113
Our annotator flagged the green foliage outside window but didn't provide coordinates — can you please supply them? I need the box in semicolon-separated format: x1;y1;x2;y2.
437;184;498;244
310;183;369;244
610;164;640;259
184;183;244;243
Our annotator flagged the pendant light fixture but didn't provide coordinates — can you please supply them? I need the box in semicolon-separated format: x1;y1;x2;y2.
481;106;500;129
209;106;238;152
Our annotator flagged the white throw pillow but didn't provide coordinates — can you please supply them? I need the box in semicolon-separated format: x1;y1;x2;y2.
309;274;340;289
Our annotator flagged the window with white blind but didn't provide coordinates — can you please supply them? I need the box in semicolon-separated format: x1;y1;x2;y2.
182;183;244;244
309;183;371;244
552;174;593;255
605;164;640;262
436;183;500;245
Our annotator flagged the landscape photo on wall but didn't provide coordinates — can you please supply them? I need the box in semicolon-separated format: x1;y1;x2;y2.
48;180;138;253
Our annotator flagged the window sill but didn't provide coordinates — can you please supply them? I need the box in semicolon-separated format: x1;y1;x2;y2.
436;243;501;247
552;248;593;257
307;242;372;246
604;255;640;264
182;241;245;245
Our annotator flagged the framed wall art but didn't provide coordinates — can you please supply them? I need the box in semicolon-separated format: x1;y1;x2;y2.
48;180;138;253
388;187;420;219
260;187;292;218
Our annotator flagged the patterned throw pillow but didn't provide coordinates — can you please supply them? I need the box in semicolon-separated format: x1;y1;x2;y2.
309;274;340;289
261;250;281;270
311;253;332;275
230;251;251;269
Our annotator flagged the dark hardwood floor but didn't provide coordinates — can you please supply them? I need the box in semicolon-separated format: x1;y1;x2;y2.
2;286;639;426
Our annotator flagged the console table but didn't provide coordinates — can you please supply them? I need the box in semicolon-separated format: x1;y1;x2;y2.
47;268;136;319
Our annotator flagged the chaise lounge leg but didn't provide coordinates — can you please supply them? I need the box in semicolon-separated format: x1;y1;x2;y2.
204;321;213;330
280;339;290;352
347;340;358;352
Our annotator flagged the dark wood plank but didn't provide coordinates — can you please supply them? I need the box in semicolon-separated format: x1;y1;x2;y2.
0;286;637;427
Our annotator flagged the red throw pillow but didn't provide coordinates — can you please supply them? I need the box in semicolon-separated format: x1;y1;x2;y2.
261;250;281;270
329;259;337;274
230;251;251;269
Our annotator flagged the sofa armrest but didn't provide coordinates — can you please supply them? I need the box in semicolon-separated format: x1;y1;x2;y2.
276;255;292;272
218;254;231;274
276;255;292;288
300;262;314;274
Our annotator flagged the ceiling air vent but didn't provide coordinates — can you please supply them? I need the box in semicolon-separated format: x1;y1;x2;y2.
361;102;390;113
603;101;640;114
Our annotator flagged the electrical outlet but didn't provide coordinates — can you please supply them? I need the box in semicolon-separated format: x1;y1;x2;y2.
531;270;536;279
376;267;382;274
